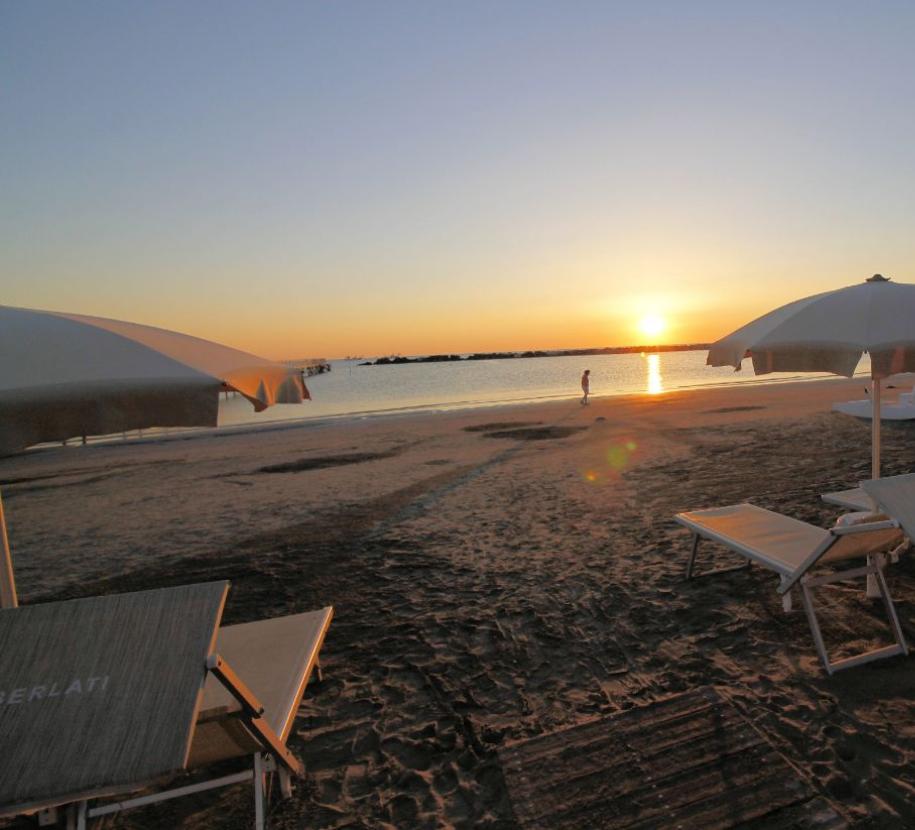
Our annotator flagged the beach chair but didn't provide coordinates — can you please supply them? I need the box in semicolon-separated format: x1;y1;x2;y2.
0;581;333;829
675;499;907;674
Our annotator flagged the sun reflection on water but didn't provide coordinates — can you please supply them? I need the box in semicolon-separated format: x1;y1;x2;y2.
646;353;663;395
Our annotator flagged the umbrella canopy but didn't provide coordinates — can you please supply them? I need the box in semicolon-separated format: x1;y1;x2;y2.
0;305;311;609
0;305;309;456
708;274;915;379
707;274;915;481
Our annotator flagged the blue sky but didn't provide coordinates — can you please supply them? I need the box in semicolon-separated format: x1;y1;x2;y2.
3;2;915;357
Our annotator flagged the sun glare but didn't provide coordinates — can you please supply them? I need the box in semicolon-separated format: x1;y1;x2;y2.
646;352;663;395
638;313;666;339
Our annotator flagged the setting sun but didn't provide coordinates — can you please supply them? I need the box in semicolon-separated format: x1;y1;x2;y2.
638;313;666;339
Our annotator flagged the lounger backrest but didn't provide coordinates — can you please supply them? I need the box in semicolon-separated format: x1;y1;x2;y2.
775;517;902;595
862;473;915;541
678;503;904;599
188;607;333;768
0;582;228;817
821;517;904;563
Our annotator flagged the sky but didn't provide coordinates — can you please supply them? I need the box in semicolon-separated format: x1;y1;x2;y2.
3;2;915;359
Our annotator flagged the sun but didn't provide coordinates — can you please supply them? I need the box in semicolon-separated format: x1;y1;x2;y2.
638;313;666;339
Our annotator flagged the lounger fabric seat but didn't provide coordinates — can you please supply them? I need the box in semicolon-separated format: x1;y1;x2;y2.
190;608;332;767
0;582;228;817
822;486;874;512
677;504;830;574
675;500;907;674
678;503;903;575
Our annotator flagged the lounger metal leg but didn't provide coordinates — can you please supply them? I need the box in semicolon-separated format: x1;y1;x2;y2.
315;658;323;683
866;555;880;598
279;767;294;798
87;772;254;820
778;577;794;612
685;533;751;580
67;802;87;830
254;753;266;830
799;581;831;674
874;564;908;657
687;534;700;578
800;563;908;674
37;806;57;826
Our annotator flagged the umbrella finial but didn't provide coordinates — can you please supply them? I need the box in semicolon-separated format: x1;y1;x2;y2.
867;273;890;282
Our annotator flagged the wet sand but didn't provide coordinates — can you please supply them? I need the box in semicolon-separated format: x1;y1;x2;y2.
4;377;915;828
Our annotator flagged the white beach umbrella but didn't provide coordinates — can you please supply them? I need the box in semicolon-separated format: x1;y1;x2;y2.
708;274;915;482
0;305;311;608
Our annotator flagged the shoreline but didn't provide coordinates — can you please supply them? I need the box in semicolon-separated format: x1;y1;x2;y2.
21;370;894;459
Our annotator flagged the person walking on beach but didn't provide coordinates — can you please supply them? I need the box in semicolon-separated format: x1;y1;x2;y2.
580;369;591;405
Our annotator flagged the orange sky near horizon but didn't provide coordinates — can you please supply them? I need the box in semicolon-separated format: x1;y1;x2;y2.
180;265;914;360
4;246;909;361
1;266;880;361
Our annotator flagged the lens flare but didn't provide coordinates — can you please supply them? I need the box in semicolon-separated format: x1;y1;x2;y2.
584;440;640;481
602;439;639;472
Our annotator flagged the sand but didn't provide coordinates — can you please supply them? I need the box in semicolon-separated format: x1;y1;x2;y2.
3;376;915;828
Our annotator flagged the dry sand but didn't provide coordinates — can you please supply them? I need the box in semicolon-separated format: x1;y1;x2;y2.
4;377;915;828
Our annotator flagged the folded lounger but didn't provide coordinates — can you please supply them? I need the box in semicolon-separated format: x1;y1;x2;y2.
0;581;333;829
675;500;907;674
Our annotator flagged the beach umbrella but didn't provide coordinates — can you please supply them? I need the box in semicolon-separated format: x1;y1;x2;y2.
0;304;311;608
707;274;915;482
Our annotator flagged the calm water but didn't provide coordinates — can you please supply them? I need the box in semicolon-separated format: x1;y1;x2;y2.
218;350;872;427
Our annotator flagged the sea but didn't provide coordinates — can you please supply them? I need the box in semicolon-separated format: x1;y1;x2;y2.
218;349;872;428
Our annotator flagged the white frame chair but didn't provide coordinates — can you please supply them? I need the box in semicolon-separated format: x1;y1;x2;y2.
676;503;907;674
0;585;332;830
69;609;333;830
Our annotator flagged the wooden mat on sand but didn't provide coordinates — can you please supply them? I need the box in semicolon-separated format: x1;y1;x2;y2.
499;686;846;829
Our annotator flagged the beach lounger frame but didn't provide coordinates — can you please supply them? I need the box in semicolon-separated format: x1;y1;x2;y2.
69;614;331;830
675;503;908;674
0;583;332;830
60;657;298;830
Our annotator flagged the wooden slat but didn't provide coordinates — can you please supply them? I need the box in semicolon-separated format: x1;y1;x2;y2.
499;687;846;830
503;688;719;774
738;798;847;830
0;582;228;815
505;708;762;815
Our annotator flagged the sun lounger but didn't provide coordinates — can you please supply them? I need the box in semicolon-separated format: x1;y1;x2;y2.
675;503;907;674
0;582;333;829
860;473;915;546
821;486;874;512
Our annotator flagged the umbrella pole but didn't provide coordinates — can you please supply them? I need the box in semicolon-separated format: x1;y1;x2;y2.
867;377;882;599
0;488;18;609
872;377;881;480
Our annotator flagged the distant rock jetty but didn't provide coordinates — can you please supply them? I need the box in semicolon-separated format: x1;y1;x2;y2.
286;358;332;376
360;343;710;366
